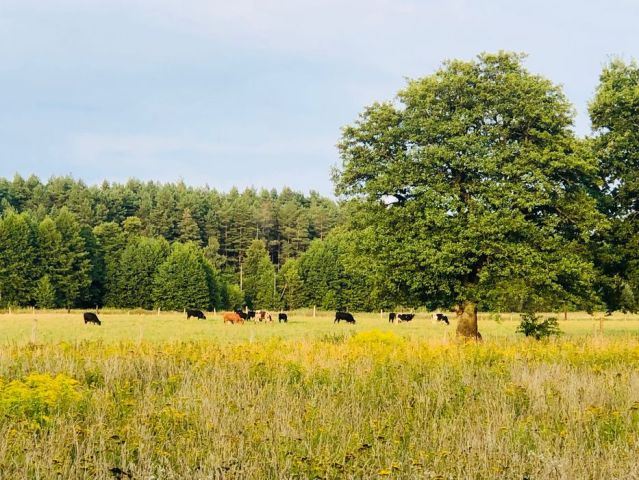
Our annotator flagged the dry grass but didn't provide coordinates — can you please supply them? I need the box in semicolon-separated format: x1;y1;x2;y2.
1;312;638;478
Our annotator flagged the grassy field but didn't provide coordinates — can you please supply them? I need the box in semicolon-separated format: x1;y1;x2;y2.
2;309;639;345
1;311;639;478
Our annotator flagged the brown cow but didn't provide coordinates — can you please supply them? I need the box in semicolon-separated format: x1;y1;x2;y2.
223;312;244;324
257;310;272;322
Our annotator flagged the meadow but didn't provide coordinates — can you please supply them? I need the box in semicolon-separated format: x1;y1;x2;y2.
1;310;639;479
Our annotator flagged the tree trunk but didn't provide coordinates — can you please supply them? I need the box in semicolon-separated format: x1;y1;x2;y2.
455;301;482;340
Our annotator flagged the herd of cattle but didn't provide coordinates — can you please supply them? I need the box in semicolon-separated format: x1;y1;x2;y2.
84;310;449;326
336;311;449;325
219;309;289;325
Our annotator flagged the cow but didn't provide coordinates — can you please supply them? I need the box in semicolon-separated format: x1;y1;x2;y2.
83;312;101;326
223;312;244;324
278;312;288;323
335;312;356;324
186;308;206;320
398;313;415;322
247;310;256;320
433;313;449;325
234;310;248;320
388;312;396;323
258;310;272;322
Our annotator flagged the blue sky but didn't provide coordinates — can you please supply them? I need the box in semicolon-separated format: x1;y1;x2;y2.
1;0;637;195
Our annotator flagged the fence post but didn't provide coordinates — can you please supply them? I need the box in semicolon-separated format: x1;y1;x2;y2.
313;306;316;318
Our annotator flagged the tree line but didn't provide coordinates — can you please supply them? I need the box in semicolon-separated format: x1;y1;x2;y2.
0;178;340;269
0;181;343;310
0;204;380;311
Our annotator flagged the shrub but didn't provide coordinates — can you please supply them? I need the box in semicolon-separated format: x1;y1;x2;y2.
517;312;562;340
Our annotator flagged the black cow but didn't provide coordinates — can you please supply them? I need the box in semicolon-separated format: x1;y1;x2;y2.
83;312;101;325
235;309;248;320
247;310;256;320
388;312;396;323
398;313;415;322
335;312;356;324
278;313;288;323
186;309;206;320
434;313;449;325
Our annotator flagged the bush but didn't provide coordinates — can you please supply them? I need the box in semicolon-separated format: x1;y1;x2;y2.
517;312;562;340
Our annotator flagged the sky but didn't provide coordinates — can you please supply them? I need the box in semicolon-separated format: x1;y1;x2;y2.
1;0;637;196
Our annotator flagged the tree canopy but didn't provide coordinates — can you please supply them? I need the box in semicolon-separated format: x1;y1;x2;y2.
590;59;639;312
335;52;605;334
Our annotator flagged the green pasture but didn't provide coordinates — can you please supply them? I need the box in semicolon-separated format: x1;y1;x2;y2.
1;309;638;345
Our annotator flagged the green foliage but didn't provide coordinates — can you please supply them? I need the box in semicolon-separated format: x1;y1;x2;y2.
37;217;65;307
78;226;102;308
179;208;202;244
123;216;143;236
202;259;223;310
0;210;38;306
152;243;213;310
516;312;562;340
335;51;604;311
297;238;342;309
0;175;339;301
203;236;225;269
225;284;245;310
113;237;171;309
277;258;304;309
92;222;126;307
294;230;391;311
53;208;92;308
590;59;639;313
35;275;56;309
242;240;276;308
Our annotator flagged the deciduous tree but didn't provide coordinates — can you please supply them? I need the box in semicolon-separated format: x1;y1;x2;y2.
335;52;603;337
590;59;639;312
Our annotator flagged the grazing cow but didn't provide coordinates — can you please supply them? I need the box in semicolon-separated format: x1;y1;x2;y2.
83;312;101;326
433;313;449;325
258;310;272;322
388;312;396;323
247;310;256;320
223;312;244;324
335;312;356;324
398;313;415;322
234;310;248;320
186;308;206;320
278;312;288;323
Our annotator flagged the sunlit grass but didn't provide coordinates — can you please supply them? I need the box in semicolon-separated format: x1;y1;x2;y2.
1;311;638;478
1;309;638;345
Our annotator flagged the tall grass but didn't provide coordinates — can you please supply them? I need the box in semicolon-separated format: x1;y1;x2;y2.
1;332;639;478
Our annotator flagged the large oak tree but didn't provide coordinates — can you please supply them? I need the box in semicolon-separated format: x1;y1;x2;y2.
334;52;603;338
